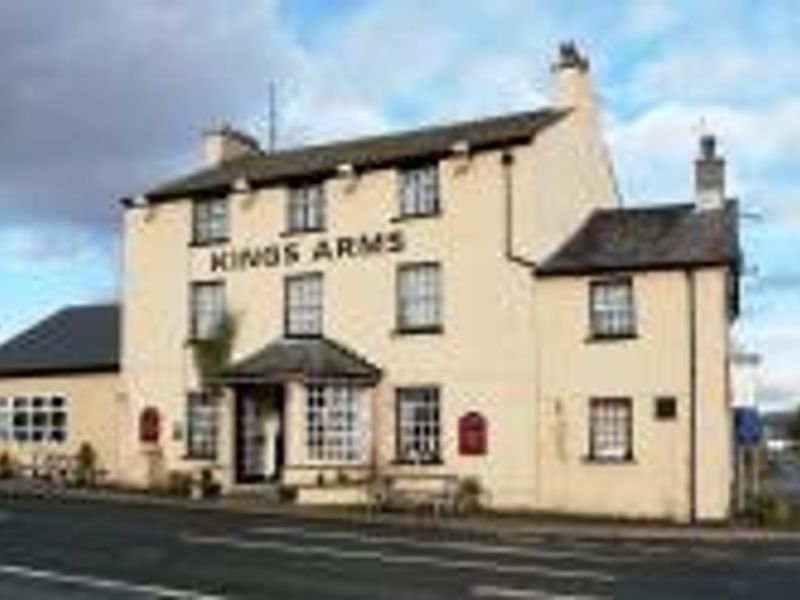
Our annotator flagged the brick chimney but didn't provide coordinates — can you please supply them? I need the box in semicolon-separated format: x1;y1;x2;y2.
202;124;262;167
695;134;725;210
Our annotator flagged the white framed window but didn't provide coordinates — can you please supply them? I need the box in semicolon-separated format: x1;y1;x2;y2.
396;387;441;464
186;392;218;460
397;263;441;332
399;163;439;218
4;396;67;444
190;281;225;340
285;273;323;337
589;397;633;461
590;278;636;338
305;385;363;463
192;197;228;244
287;182;326;233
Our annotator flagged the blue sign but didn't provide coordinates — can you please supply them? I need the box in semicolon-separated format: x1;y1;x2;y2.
734;408;762;447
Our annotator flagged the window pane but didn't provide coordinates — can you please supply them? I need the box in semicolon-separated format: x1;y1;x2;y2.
398;264;441;330
193;198;228;243
287;183;326;233
590;280;635;337
186;392;218;459
286;274;323;336
590;398;632;460
396;387;441;463
191;282;225;339
399;164;439;217
305;385;362;462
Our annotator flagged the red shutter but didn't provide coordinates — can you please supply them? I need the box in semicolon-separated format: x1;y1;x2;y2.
459;412;487;456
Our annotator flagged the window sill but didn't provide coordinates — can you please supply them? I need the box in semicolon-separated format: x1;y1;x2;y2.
586;332;638;343
280;227;326;238
391;458;444;467
189;238;229;248
390;211;441;224
393;325;444;336
582;455;635;465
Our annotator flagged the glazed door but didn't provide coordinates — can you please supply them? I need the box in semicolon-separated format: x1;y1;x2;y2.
235;391;267;483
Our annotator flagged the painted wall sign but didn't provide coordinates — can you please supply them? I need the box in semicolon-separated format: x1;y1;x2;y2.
459;411;488;456
139;406;161;444
209;230;406;273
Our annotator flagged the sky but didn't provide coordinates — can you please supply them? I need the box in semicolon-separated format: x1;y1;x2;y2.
0;0;797;410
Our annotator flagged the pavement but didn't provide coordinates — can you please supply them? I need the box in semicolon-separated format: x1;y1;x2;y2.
0;492;799;598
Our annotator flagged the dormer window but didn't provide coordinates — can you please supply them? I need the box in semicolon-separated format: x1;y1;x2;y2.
192;197;228;245
287;182;326;234
398;163;439;218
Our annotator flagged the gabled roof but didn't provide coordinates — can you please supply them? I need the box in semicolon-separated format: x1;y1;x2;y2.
537;201;740;277
0;304;120;377
140;109;566;203
222;336;381;384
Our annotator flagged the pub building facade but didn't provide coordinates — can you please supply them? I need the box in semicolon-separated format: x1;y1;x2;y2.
1;44;740;521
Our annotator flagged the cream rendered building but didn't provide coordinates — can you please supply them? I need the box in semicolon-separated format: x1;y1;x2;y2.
116;44;740;521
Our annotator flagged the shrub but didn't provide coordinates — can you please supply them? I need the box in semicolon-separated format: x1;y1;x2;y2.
278;485;298;503
165;471;193;497
0;451;15;479
74;443;98;487
198;467;221;498
455;477;484;514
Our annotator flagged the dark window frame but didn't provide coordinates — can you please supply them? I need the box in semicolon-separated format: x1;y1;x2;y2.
396;162;441;220
284;272;324;338
396;262;443;334
588;277;637;340
191;197;229;246
185;391;219;460
285;180;327;235
587;396;634;463
189;280;226;341
395;386;442;465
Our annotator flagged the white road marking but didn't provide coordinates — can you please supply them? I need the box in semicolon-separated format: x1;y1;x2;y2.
184;533;615;583
248;525;642;564
0;563;226;599
471;584;606;599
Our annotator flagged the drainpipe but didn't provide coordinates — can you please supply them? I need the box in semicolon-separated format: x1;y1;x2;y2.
501;150;536;269
686;269;698;523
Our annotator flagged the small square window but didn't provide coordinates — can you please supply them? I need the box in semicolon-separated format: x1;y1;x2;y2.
192;197;228;245
655;397;677;420
398;164;439;218
287;182;326;233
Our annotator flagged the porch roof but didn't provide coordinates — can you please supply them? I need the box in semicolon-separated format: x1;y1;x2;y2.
221;336;382;384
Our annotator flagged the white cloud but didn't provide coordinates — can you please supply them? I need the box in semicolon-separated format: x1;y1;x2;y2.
623;1;680;38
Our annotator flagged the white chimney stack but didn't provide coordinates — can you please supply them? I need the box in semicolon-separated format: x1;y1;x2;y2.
552;41;595;110
202;124;262;167
695;134;726;211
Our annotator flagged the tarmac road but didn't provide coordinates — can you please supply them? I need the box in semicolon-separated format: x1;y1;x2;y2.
0;495;798;599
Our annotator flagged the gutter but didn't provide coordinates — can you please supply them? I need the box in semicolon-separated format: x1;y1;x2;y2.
686;269;698;523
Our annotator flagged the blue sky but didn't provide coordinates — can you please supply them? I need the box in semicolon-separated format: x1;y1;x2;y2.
0;0;798;409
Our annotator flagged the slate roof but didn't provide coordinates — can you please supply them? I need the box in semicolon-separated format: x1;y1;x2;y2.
537;201;740;276
0;304;120;377
222;336;382;384
139;109;566;203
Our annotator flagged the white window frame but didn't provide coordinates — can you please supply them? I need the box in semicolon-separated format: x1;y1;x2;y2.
590;278;636;338
192;197;228;244
186;392;219;460
305;385;363;463
287;182;326;233
285;273;323;337
397;263;441;332
396;387;441;464
589;397;633;461
398;163;440;218
190;281;225;340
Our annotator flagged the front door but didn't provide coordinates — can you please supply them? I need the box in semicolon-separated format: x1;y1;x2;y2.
235;386;284;484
